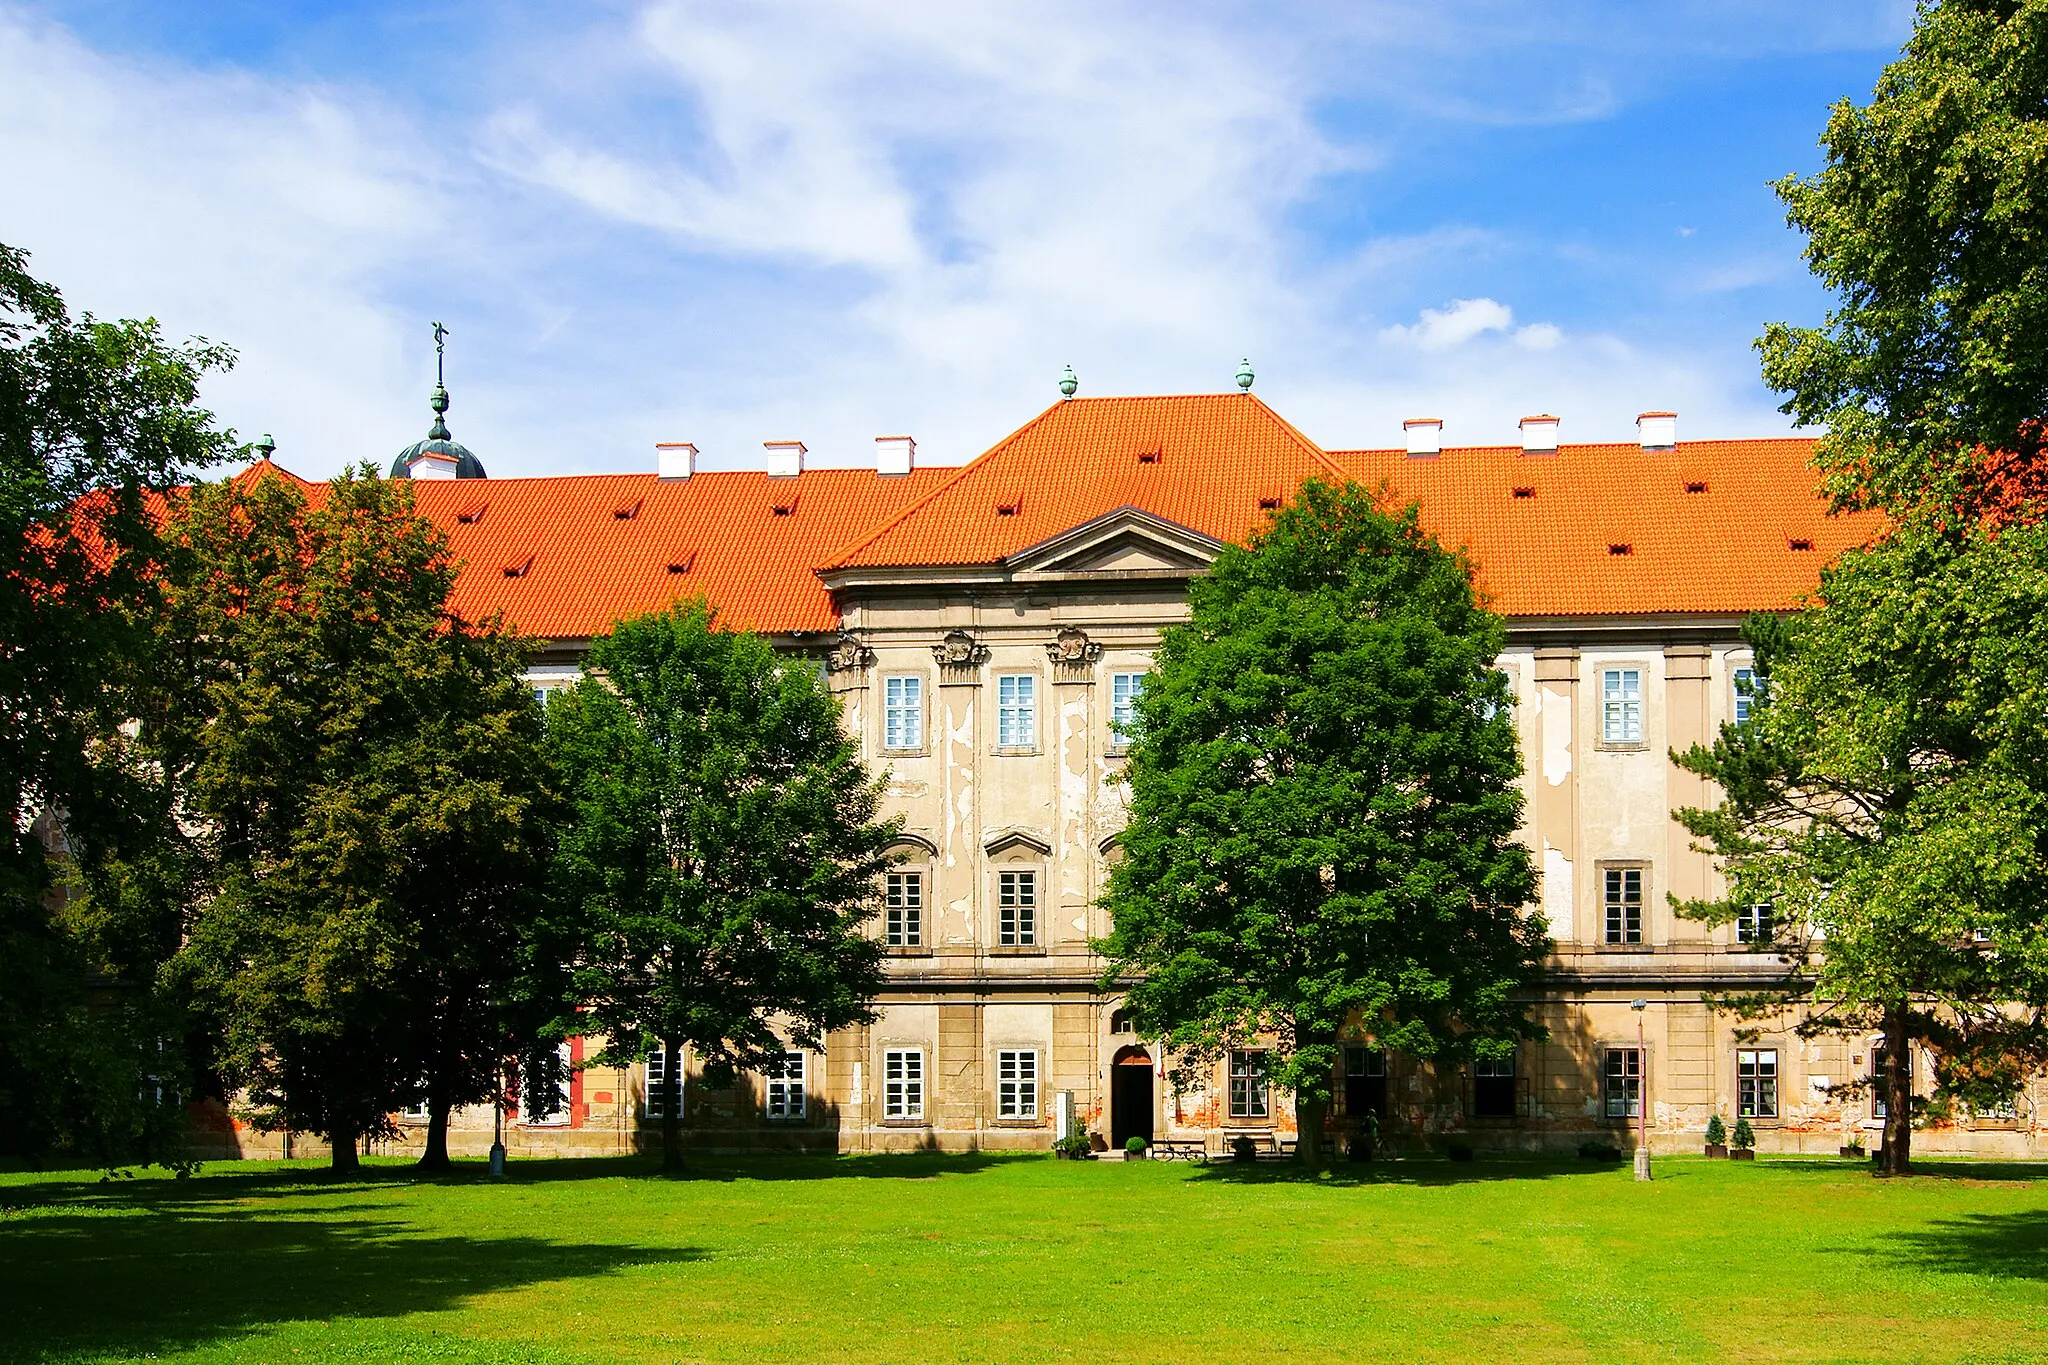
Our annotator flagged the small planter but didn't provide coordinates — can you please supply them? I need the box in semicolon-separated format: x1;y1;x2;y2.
1839;1145;1865;1159
1703;1143;1728;1159
1729;1149;1756;1161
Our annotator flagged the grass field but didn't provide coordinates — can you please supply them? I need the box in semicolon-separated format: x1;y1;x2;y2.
3;1152;2046;1364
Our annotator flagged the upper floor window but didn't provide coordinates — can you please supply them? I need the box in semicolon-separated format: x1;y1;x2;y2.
764;1051;806;1120
883;675;924;751
1736;901;1774;945
1110;672;1145;747
1733;666;1759;725
1602;668;1643;744
1604;867;1644;945
996;674;1037;748
885;871;923;947
1229;1049;1270;1120
998;870;1037;946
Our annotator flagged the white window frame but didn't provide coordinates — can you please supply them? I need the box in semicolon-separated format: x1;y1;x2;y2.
1733;666;1758;725
996;1049;1039;1120
1737;1048;1778;1119
883;675;924;752
998;869;1037;946
1602;667;1644;744
765;1051;807;1121
1229;1049;1270;1120
1736;901;1774;945
996;673;1037;749
885;870;923;947
1604;1047;1642;1119
644;1042;682;1119
884;1048;925;1121
1604;866;1644;946
1109;672;1144;748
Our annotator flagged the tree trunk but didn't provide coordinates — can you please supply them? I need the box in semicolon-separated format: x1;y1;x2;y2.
662;1110;684;1171
1880;1003;1912;1177
1296;1094;1327;1168
418;1101;453;1173
330;1129;361;1176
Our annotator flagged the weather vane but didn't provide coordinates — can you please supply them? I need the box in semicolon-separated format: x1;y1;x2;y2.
432;321;449;389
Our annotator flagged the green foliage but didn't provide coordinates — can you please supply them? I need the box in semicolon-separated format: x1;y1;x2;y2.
1706;1113;1727;1147
1124;1135;1148;1155
1760;0;2048;517
1674;519;2048;1173
1096;479;1547;1155
0;242;233;1165
79;467;558;1168
1731;1117;1757;1151
545;600;895;1164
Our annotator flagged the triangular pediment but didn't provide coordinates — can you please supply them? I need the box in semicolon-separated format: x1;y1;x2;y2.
1004;505;1225;575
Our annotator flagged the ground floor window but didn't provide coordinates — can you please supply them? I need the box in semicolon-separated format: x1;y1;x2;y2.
1229;1050;1270;1120
1871;1043;1910;1120
1473;1054;1516;1118
997;1049;1039;1119
884;1048;925;1120
1344;1045;1387;1119
645;1042;681;1118
765;1051;806;1120
1736;1049;1778;1119
1604;1048;1641;1120
524;1041;573;1126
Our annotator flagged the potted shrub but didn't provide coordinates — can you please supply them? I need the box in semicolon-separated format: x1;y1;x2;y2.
1052;1124;1095;1161
1839;1138;1865;1159
1730;1116;1757;1160
1704;1114;1728;1158
1124;1135;1150;1159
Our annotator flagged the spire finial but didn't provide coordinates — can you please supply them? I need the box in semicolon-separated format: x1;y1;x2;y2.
253;433;276;460
428;322;452;439
1058;364;1078;400
1235;357;1255;392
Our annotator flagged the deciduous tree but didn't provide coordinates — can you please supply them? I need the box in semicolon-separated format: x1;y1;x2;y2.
546;601;894;1170
1675;521;2048;1175
1096;480;1547;1165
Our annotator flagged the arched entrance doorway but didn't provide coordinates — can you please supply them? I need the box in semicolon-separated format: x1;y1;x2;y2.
1110;1045;1154;1149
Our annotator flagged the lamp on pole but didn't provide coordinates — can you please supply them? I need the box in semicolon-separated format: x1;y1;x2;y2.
489;1058;507;1180
1631;999;1651;1182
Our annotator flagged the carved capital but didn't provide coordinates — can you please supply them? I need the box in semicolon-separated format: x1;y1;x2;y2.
824;632;874;674
931;630;990;671
1045;627;1104;666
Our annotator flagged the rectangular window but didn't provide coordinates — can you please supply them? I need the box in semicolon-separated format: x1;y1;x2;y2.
1604;867;1644;945
884;1048;924;1120
1229;1049;1270;1120
1109;672;1144;747
532;685;550;710
1602;667;1643;744
1737;1049;1778;1119
645;1042;681;1118
1473;1054;1517;1118
996;674;1036;748
1736;901;1774;945
998;870;1037;946
883;675;923;751
885;871;923;946
764;1051;806;1120
1733;666;1758;724
1604;1047;1641;1119
526;1041;573;1126
1343;1046;1386;1119
996;1049;1039;1119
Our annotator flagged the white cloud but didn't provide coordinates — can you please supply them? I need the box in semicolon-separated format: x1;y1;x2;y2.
1379;298;1565;354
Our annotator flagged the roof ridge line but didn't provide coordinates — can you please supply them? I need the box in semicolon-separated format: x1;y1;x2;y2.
1247;393;1351;482
814;400;1065;569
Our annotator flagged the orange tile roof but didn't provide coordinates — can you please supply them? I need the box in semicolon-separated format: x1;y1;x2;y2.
828;393;1351;569
1333;440;1883;616
399;468;951;638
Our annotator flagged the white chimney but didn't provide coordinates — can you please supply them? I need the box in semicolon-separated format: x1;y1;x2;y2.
1403;418;1443;457
1519;414;1560;454
875;435;916;476
656;442;697;480
1636;411;1677;450
763;440;806;478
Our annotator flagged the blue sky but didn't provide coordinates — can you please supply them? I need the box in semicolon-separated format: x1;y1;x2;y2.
0;1;1913;478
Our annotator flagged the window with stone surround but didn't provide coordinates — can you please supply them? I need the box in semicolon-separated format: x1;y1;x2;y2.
885;871;923;946
998;870;1037;946
1737;1049;1778;1119
1602;667;1644;744
1473;1053;1517;1118
884;1048;924;1120
883;675;924;751
1110;672;1144;747
1604;866;1644;945
764;1051;806;1120
1229;1049;1270;1120
996;673;1036;749
644;1043;682;1119
997;1050;1039;1119
1604;1047;1641;1119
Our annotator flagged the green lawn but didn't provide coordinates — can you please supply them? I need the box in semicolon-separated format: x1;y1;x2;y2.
3;1152;2046;1364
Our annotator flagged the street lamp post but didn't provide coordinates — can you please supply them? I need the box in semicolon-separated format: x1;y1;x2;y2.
1632;999;1651;1182
489;1059;507;1180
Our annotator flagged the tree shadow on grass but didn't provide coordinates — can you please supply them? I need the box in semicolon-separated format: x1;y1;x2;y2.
1862;1209;2048;1282
1183;1155;1595;1187
1749;1157;2048;1184
0;1180;702;1363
